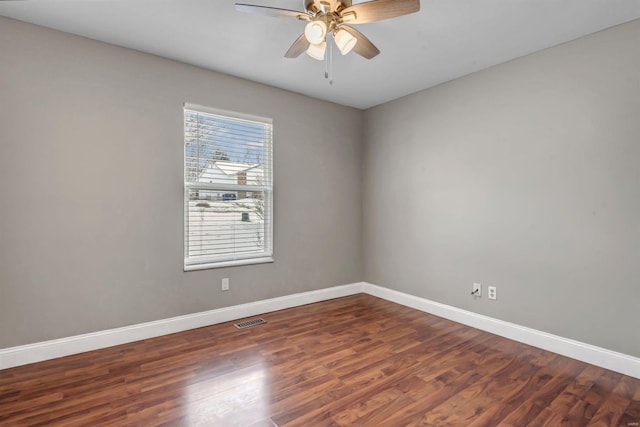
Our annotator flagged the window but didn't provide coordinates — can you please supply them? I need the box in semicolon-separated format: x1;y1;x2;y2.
184;103;273;270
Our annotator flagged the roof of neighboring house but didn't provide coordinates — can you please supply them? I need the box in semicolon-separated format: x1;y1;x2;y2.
208;161;261;176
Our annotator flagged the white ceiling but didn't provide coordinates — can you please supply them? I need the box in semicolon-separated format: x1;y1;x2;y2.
1;0;639;109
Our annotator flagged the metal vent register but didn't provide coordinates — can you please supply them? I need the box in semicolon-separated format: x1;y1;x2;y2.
234;318;267;329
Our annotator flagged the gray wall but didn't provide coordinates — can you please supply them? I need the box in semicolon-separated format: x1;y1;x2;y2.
363;20;640;357
0;17;363;348
2;15;639;360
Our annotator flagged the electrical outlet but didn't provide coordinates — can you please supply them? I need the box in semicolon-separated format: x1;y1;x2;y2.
221;278;229;291
488;286;497;300
472;283;481;297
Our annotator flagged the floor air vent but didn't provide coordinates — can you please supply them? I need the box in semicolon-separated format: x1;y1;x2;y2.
234;318;266;329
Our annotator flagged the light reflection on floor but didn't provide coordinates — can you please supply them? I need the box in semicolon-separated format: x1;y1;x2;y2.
184;362;273;426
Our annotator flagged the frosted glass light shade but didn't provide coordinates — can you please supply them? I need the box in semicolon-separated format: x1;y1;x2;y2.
334;28;357;55
304;20;327;45
306;42;326;60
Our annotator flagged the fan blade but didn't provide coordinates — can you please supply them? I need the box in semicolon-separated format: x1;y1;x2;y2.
340;26;380;59
284;33;310;58
235;3;309;20
341;0;419;24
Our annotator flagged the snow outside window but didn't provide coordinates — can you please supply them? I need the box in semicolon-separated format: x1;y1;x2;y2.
184;104;273;270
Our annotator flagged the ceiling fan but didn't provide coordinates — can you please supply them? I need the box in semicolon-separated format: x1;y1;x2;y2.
235;0;420;61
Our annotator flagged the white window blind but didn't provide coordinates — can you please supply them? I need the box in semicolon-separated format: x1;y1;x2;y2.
184;104;273;270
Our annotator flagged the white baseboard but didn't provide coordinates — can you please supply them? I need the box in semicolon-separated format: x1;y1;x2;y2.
2;281;639;380
0;282;365;370
362;282;640;379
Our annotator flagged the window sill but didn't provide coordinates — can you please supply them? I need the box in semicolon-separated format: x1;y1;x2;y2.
184;256;274;271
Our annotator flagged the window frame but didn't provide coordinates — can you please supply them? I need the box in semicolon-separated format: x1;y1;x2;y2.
183;103;274;271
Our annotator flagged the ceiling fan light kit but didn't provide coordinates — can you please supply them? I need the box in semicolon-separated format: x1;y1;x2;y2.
304;20;327;45
235;0;420;62
306;40;327;60
303;19;356;59
334;28;357;55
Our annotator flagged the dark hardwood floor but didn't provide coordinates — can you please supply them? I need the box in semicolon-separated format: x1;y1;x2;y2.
1;294;639;426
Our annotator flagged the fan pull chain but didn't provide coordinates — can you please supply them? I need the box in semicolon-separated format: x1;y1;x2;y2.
324;40;329;79
330;35;333;85
325;33;333;85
